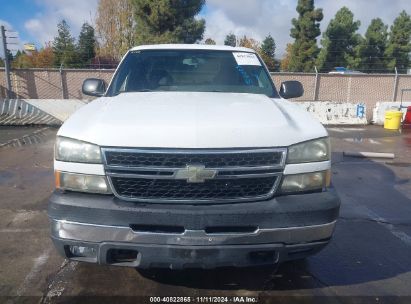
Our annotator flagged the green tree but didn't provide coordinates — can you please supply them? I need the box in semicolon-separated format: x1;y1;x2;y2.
14;50;23;58
96;0;135;60
353;18;388;73
77;23;96;67
12;50;33;68
52;20;78;67
11;47;55;68
281;43;293;71
224;33;236;47
204;38;216;45
133;0;205;45
33;46;55;68
260;34;276;71
1;50;14;67
238;35;260;52
385;10;411;73
288;0;323;72
317;7;361;72
5;49;13;63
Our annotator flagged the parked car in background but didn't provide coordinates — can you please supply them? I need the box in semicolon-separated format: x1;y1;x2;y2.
329;67;365;74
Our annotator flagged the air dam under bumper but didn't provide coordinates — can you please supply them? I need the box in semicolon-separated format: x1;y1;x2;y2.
48;190;340;269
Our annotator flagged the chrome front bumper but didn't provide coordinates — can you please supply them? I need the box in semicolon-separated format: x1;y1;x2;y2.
51;218;336;246
50;219;336;268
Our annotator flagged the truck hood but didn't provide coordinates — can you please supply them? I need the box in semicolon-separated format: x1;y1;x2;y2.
58;92;327;148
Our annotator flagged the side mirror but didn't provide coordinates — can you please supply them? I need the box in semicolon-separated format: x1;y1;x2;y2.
82;78;106;97
279;81;304;99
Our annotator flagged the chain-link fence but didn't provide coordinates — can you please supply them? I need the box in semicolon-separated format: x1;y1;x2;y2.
0;68;115;100
1;68;411;119
271;72;411;119
272;72;411;102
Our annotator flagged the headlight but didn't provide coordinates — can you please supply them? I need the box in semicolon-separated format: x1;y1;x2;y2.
280;170;330;194
55;137;101;163
287;138;330;164
55;171;112;194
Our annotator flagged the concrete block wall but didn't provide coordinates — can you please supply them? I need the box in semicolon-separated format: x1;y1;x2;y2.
11;69;62;99
296;101;367;125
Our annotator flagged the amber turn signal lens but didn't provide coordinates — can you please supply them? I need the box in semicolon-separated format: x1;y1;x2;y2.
325;169;331;187
55;171;61;189
280;170;330;194
54;171;112;194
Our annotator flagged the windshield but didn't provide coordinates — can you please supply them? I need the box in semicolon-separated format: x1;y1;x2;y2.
107;50;278;97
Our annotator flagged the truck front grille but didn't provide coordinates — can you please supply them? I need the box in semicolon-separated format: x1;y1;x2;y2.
102;148;286;203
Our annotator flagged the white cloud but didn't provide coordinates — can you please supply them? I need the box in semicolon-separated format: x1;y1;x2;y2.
204;0;296;55
19;0;411;57
24;0;98;46
204;0;411;57
0;19;12;29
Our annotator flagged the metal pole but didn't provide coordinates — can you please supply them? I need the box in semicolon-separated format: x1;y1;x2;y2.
392;67;398;102
347;76;352;102
1;25;12;99
313;66;319;101
59;63;66;99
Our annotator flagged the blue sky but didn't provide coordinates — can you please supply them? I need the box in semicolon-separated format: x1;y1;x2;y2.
0;0;98;55
0;0;37;44
1;0;411;57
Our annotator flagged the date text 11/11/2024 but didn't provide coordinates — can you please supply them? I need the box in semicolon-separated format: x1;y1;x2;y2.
149;296;259;303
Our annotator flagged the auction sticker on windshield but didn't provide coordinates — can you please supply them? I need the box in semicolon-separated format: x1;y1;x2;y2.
232;52;261;66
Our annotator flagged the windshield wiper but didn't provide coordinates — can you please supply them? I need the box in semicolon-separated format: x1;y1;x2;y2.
113;89;153;96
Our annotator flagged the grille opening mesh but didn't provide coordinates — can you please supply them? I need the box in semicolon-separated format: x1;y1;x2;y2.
111;176;277;200
130;224;184;234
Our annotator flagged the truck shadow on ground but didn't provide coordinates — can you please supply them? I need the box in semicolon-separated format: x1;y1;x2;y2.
136;260;320;291
133;155;411;291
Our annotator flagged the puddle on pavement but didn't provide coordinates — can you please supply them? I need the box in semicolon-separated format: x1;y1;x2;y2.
0;127;52;148
402;136;411;147
0;171;14;183
343;137;382;145
327;126;402;139
328;127;366;133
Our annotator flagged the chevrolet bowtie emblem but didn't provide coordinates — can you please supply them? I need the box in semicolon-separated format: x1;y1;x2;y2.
174;165;217;183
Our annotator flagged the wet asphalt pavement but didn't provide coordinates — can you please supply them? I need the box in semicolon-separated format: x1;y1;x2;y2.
0;125;411;304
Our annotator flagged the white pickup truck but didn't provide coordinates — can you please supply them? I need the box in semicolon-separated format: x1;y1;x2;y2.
48;44;340;269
